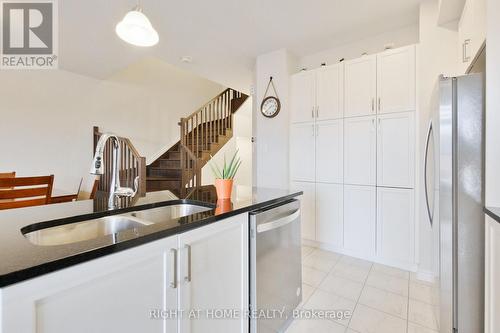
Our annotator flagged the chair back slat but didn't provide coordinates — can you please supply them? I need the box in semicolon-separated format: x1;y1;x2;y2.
0;176;53;187
0;172;15;190
0;198;48;210
0;187;49;200
0;175;54;210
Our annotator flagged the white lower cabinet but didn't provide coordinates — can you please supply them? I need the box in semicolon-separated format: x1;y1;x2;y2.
316;183;343;248
178;215;248;333
0;214;248;333
343;185;376;257
376;187;415;268
290;181;316;241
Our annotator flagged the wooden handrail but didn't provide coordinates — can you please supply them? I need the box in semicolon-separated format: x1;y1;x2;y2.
178;88;247;196
93;126;147;197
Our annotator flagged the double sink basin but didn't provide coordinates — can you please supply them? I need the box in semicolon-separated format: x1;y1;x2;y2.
23;204;213;246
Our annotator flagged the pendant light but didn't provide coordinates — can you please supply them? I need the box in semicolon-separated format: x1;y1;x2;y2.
115;3;159;47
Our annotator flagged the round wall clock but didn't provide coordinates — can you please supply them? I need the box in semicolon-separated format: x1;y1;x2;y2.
261;77;281;118
261;96;281;118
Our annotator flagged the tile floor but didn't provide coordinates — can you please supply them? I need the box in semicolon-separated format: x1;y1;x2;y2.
285;246;440;333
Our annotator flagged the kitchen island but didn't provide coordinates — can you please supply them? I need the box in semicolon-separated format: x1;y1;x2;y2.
0;187;302;333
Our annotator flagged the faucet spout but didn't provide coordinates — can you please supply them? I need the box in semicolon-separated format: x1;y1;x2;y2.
91;133;137;209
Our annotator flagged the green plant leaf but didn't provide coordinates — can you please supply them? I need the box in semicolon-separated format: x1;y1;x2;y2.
229;160;242;179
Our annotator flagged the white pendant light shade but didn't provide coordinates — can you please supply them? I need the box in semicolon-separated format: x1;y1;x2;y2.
115;7;159;47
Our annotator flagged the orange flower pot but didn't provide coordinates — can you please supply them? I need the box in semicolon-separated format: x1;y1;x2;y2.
215;179;233;200
215;199;233;215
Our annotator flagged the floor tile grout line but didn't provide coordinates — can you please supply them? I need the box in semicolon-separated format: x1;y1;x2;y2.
346;261;373;329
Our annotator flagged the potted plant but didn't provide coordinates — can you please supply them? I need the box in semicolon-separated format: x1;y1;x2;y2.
208;150;242;200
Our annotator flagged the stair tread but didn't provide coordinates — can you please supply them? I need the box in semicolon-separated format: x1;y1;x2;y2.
146;177;180;181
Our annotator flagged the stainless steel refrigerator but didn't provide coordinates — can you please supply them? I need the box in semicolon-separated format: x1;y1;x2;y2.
424;72;485;333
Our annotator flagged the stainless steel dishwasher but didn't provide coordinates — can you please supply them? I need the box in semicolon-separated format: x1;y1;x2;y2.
249;199;302;333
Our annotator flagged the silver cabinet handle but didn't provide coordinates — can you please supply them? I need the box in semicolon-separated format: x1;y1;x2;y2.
378;97;381;111
311;107;314;118
424;120;434;226
371;98;374;112
316;106;319;118
463;39;471;63
184;244;192;282
257;209;300;233
169;248;177;289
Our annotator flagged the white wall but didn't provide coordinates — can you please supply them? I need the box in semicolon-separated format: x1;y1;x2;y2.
201;98;253;189
0;58;224;192
485;0;500;207
417;0;459;277
298;25;419;71
253;49;297;189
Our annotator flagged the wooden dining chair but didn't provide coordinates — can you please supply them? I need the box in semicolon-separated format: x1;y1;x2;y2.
0;175;54;210
76;176;100;201
0;172;15;190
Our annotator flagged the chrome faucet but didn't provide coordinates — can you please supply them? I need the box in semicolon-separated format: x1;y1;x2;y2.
90;133;139;209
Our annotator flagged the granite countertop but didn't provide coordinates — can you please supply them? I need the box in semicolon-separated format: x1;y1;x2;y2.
485;206;500;224
0;187;302;288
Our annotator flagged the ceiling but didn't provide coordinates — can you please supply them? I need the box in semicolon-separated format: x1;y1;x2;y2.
59;0;422;91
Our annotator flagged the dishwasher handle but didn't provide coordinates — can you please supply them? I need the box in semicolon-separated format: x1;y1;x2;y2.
256;209;300;233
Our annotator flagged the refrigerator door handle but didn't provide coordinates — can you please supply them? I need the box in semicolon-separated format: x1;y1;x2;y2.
424;120;434;227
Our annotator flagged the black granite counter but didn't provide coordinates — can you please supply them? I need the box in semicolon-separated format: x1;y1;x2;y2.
485;207;500;224
0;187;301;287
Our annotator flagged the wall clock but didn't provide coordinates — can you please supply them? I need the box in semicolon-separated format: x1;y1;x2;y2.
261;77;281;118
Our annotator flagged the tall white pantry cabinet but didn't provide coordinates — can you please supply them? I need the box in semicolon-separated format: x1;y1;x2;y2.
290;44;416;270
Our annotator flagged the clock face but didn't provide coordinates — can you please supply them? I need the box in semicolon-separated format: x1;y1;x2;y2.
261;96;281;118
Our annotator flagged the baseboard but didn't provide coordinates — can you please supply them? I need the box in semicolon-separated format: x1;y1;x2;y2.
413;269;437;284
302;238;418;272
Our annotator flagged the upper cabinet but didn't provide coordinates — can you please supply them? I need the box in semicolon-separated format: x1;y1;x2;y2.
376;46;416;114
316;65;344;121
290;71;316;123
458;0;486;73
290;64;344;123
344;55;377;117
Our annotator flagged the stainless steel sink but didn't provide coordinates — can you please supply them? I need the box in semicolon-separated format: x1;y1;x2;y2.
23;204;213;246
24;216;147;246
124;204;212;224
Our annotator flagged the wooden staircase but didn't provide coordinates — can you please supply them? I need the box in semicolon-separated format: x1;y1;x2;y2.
147;88;249;196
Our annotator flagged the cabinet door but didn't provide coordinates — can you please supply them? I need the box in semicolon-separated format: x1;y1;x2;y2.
376;45;416;113
290;122;315;182
178;214;248;333
377;112;415;188
458;0;486;74
344;55;377;117
1;237;178;333
290;71;316;123
316;183;343;248
344;116;376;186
376;187;415;267
290;181;315;241
344;185;376;257
316;64;344;120
316;119;343;183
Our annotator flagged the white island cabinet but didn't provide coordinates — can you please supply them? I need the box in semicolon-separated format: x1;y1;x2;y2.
0;213;248;333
